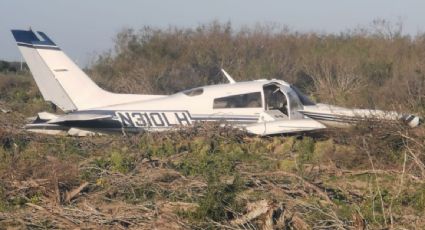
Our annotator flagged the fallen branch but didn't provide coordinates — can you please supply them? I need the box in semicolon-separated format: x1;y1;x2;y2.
25;203;79;228
25;202;45;211
341;169;423;183
65;182;89;203
231;200;271;226
243;171;334;205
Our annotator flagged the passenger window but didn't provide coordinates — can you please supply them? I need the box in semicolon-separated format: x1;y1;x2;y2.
183;88;204;96
213;92;262;109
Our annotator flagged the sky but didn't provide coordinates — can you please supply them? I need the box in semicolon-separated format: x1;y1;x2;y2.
1;0;425;66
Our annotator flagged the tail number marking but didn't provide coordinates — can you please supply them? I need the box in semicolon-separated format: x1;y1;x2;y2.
116;111;191;128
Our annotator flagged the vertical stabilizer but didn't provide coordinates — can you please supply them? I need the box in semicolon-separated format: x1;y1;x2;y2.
11;29;162;112
12;30;77;111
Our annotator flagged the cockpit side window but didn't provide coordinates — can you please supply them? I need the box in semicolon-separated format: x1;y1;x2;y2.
213;92;262;109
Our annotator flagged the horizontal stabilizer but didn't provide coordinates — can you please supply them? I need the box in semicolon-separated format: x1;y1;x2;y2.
47;114;112;124
37;112;59;120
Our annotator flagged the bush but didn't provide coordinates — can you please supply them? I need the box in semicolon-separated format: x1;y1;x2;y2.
294;136;315;164
91;21;425;114
192;174;244;222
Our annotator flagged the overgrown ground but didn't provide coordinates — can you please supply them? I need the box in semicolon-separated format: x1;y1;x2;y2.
1;21;425;229
1;109;425;229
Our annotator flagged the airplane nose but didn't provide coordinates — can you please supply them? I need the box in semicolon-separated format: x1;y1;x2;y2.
404;114;421;127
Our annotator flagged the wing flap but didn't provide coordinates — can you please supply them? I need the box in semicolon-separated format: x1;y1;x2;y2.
245;119;326;136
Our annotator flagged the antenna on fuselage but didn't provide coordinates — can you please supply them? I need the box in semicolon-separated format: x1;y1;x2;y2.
221;69;236;84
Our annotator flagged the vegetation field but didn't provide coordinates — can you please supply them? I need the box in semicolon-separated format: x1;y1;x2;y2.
1;21;425;229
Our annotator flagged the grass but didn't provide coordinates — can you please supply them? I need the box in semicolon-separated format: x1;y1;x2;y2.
0;117;423;228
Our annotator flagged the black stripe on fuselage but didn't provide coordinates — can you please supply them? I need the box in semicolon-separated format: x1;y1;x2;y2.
302;112;364;123
73;110;259;122
48;110;259;131
191;117;258;121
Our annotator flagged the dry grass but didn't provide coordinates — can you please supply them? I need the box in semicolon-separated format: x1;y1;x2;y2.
0;123;424;229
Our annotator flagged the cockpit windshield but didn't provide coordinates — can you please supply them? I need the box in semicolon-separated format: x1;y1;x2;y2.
290;85;315;106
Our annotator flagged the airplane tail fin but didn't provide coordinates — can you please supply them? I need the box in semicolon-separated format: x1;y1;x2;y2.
11;29;155;112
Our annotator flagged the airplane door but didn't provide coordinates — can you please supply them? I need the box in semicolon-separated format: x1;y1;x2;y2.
263;84;289;121
278;85;304;119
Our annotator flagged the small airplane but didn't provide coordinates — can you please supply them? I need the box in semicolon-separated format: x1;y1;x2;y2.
11;29;421;136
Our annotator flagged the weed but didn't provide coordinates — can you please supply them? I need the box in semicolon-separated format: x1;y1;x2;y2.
124;183;157;203
295;136;315;165
192;174;244;222
398;185;425;213
110;150;135;174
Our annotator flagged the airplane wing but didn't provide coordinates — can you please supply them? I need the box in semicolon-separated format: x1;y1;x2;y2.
243;112;326;136
244;119;326;136
300;103;421;128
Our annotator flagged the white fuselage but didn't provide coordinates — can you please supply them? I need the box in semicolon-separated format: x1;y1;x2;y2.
25;79;420;136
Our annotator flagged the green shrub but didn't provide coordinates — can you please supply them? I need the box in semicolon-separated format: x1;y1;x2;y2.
110;150;136;174
398;185;425;213
294;136;315;164
278;159;297;172
192;174;244;222
312;138;335;164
